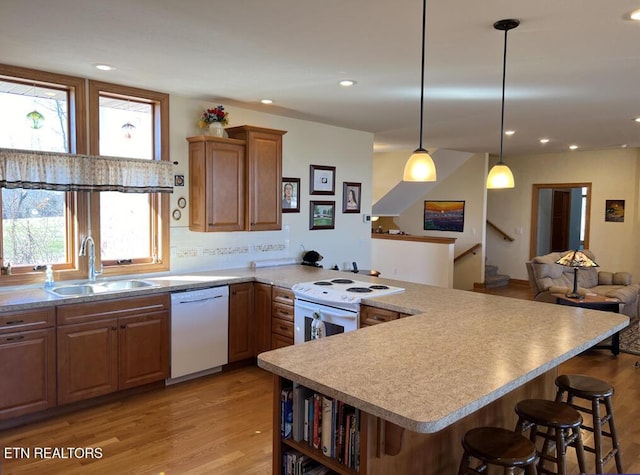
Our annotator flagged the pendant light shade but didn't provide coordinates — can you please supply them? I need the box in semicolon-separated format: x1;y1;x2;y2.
404;0;436;182
403;148;436;181
487;18;519;190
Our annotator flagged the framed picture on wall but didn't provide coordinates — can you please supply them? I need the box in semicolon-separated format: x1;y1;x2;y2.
309;165;335;195
281;177;300;213
424;200;465;232
309;201;335;230
605;199;625;222
342;182;361;213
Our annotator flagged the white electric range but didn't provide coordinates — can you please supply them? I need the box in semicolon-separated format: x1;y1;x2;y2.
292;278;405;344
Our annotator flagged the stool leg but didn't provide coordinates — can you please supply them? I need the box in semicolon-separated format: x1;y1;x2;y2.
457;450;471;475
592;397;605;474
554;428;567;475
572;426;587;475
604;397;623;474
525;463;538;475
555;387;566;403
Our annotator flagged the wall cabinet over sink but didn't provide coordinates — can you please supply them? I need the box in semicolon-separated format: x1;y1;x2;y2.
188;125;286;232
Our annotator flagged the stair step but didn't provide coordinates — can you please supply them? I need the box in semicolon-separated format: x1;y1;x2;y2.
485;274;510;288
485;264;499;276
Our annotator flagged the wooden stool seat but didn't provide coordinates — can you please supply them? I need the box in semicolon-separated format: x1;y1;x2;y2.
555;374;623;474
458;426;538;475
515;399;586;475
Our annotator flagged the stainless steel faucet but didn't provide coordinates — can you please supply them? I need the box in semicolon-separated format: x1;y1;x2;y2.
79;236;103;282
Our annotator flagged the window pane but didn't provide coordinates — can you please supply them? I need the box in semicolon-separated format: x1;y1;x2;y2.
98;96;154;261
99;192;151;260
0;80;70;267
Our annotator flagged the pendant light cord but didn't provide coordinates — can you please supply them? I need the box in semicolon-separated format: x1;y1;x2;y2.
498;27;509;165
417;0;426;151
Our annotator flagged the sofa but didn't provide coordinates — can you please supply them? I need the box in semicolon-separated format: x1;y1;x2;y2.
526;250;640;319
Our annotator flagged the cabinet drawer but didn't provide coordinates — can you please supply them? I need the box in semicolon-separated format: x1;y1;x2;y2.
360;305;399;326
272;317;294;338
0;307;55;334
272;301;294;321
271;333;293;349
272;286;294;306
57;293;170;326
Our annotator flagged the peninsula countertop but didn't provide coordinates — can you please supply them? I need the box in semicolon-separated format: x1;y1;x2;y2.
257;278;629;434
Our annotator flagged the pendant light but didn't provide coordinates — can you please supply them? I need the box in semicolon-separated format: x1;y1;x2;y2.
403;0;436;182
486;19;519;189
26;83;45;130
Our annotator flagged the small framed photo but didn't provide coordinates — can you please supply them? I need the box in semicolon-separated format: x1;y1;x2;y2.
309;165;335;195
281;177;300;213
605;199;625;222
309;200;335;230
342;182;361;213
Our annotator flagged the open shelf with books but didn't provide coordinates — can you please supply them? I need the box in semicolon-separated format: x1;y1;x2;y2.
273;376;368;475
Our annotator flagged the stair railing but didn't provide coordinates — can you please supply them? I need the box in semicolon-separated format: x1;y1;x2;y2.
486;220;515;242
454;242;482;263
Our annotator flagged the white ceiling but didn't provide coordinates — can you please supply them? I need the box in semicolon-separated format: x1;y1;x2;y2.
2;0;640;155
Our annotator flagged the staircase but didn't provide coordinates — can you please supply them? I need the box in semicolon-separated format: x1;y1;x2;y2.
485;263;510;288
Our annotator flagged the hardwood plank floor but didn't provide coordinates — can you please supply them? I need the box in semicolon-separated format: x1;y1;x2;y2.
1;284;638;474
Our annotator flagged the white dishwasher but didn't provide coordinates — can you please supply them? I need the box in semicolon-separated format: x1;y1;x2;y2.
169;285;229;383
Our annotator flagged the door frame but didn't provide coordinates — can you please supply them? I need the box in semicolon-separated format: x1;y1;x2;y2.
529;182;591;259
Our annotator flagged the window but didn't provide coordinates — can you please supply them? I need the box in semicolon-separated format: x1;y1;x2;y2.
88;81;169;275
0;65;87;283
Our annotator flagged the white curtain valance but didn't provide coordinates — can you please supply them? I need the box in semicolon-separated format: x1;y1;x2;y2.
0;148;174;193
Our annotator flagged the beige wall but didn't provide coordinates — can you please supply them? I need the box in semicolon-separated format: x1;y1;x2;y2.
168;96;375;272
487;148;640;281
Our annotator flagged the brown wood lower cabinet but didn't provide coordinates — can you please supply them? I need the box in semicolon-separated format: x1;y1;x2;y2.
57;294;170;405
254;283;272;355
271;286;294;348
0;307;56;421
229;282;255;362
360;305;410;328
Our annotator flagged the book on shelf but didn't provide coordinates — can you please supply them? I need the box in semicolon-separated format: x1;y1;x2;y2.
293;384;313;442
281;386;293;440
312;393;322;450
321;395;333;456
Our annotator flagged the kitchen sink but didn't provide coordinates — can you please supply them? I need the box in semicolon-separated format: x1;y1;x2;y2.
48;279;159;297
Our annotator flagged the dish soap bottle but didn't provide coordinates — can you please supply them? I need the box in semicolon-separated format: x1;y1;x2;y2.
311;311;326;340
44;264;54;289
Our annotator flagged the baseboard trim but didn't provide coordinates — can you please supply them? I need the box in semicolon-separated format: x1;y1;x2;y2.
509;278;530;288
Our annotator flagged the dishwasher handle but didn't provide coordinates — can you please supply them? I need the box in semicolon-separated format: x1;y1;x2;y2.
174;295;224;305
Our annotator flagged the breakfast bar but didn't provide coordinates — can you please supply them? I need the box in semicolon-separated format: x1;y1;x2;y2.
257;285;628;474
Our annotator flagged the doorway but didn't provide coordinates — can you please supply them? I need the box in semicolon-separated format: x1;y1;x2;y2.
530;183;591;258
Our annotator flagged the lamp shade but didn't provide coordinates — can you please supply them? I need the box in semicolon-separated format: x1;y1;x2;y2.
555;250;599;268
403;148;437;181
486;163;515;189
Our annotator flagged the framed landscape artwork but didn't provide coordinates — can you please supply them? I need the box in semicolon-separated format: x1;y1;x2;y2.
309;200;335;230
424;200;465;232
605;199;624;222
281;177;300;213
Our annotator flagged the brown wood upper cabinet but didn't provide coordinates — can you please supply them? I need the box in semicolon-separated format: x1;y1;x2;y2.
188;125;286;232
187;136;246;232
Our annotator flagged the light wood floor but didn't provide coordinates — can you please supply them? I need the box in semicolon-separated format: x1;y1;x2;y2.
1;284;639;475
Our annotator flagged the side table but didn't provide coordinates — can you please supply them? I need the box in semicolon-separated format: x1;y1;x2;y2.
552;293;621;355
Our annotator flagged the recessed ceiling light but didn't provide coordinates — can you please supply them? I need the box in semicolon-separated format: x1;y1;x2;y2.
631;9;640;20
539;138;550;144
504;130;515;136
569;145;578;150
339;79;357;87
260;99;273;104
95;64;114;71
634;117;640;123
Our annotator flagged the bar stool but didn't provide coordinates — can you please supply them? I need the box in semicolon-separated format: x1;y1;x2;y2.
555;374;623;474
514;399;586;475
458;426;538;475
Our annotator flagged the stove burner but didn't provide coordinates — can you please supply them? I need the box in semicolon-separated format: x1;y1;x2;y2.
369;285;390;290
346;287;373;293
331;278;355;284
313;281;332;286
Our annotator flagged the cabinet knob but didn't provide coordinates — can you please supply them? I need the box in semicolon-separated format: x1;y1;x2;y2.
5;335;25;341
111;326;118;331
120;324;126;329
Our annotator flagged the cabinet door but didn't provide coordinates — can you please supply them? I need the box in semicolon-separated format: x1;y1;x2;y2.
246;130;282;231
360;305;399;326
118;310;169;389
254;283;272;356
229;282;255;362
188;138;245;232
0;328;56;420
57;319;118;405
